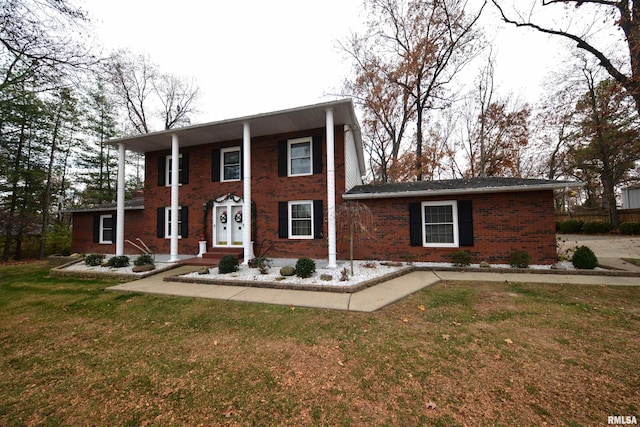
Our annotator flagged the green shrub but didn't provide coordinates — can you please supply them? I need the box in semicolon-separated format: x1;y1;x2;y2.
557;219;584;233
61;248;71;256
450;250;471;267
582;221;612;234
218;255;239;274
572;245;598;269
619;222;640;235
85;253;105;266
106;255;130;268
509;250;530;268
134;253;154;266
295;257;316;278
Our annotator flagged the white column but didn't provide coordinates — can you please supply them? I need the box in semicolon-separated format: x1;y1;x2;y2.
326;108;337;268
169;134;180;262
115;143;126;256
242;122;254;263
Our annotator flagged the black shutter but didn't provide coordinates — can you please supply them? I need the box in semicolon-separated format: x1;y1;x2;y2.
180;153;189;184
93;214;100;243
278;202;288;238
409;202;422;246
313;200;324;239
157;207;165;238
312;135;323;174
180;206;189;238
211;149;220;182
158;156;166;186
278;140;287;177
112;214;117;244
458;200;474;247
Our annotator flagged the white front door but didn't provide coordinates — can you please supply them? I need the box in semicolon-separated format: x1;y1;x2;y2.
214;203;243;246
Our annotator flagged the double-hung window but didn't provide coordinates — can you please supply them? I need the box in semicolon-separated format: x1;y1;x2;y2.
422;201;458;247
288;137;312;176
99;214;113;244
165;154;183;186
289;201;313;239
165;207;183;239
221;147;241;181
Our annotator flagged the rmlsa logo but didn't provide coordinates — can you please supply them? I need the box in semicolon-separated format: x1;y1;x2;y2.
608;415;638;425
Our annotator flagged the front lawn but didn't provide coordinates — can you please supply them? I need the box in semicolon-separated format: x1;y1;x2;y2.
0;262;638;426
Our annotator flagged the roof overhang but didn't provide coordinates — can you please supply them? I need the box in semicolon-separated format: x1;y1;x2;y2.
109;98;363;154
342;181;584;200
62;198;145;213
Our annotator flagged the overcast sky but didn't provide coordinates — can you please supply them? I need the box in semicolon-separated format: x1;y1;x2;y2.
82;0;570;124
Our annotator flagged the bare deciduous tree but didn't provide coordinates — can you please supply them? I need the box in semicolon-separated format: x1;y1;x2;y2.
491;0;640;115
336;202;374;275
342;0;486;181
107;50;200;134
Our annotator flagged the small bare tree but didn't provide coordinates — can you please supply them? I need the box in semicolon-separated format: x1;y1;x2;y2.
336;202;374;275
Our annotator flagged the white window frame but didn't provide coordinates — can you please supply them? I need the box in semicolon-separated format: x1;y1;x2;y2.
164;206;183;239
99;214;113;244
221;147;241;182
165;154;183;187
422;200;458;248
287;137;313;177
288;200;314;239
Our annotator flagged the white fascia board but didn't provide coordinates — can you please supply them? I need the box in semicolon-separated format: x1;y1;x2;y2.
342;182;584;200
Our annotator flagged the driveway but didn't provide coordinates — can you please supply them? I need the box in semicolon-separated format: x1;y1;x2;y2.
558;234;640;272
558;234;640;259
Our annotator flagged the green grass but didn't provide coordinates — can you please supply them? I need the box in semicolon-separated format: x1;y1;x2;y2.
0;262;639;426
622;258;640;267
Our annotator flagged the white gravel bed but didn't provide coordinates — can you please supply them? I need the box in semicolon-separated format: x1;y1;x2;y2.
183;260;404;287
180;260;576;288
63;260;176;275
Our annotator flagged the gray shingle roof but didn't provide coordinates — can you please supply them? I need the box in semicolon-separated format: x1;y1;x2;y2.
344;177;581;199
62;197;144;213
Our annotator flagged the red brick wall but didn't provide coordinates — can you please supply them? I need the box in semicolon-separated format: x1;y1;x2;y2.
72;126;346;258
72;127;557;265
71;209;145;254
340;190;558;265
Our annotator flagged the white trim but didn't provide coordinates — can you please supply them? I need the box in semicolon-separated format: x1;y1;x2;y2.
288;200;314;239
343;182;584;200
287;137;313;177
221;146;241;182
99;214;114;244
165;153;183;187
164;206;183;239
422;200;458;248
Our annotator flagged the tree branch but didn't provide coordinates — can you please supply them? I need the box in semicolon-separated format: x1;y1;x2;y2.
490;0;629;87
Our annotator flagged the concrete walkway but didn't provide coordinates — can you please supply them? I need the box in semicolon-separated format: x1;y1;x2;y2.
107;265;640;313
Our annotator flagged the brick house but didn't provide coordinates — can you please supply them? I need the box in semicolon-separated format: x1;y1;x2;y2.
68;99;579;265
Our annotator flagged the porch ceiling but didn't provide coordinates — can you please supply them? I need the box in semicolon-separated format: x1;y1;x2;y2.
108;98;361;154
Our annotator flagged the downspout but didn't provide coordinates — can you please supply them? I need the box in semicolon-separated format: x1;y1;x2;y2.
169;134;180;262
242;122;254;263
115;143;126;256
326;108;337;268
